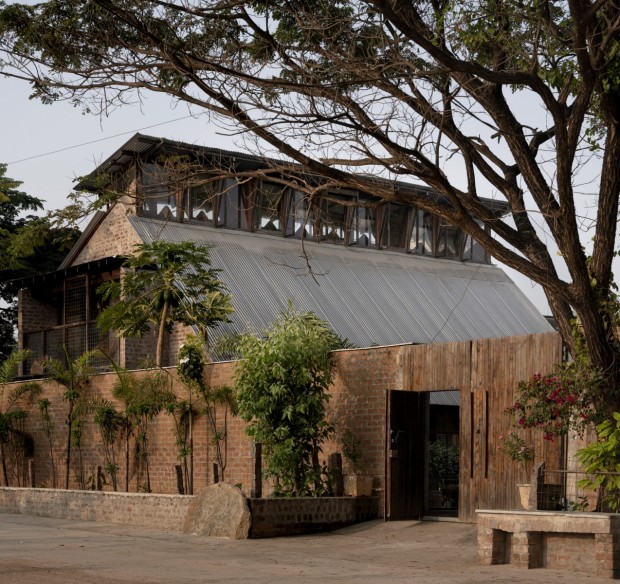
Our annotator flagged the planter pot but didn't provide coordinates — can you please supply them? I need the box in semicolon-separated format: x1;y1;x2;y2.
344;474;373;497
517;483;532;510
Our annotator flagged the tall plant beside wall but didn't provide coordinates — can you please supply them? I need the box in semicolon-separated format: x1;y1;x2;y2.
235;307;343;497
177;335;236;489
0;349;40;486
43;349;98;490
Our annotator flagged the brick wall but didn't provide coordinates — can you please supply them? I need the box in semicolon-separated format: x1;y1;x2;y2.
73;197;142;265
2;346;401;505
248;496;380;538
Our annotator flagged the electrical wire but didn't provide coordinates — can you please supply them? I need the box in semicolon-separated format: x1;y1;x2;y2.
7;114;200;165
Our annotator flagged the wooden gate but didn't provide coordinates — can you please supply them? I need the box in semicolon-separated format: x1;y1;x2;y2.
394;332;564;522
386;390;425;520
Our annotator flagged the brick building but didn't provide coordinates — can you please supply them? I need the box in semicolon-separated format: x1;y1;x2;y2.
12;134;559;521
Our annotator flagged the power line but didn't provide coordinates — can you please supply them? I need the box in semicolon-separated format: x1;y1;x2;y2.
8;114;199;165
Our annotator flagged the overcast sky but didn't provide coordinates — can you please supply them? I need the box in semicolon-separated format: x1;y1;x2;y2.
1;74;556;315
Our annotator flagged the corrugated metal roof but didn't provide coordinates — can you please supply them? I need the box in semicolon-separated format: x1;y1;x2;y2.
128;216;553;358
430;391;460;407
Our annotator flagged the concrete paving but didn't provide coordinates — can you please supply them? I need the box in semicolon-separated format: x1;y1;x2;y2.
0;512;609;583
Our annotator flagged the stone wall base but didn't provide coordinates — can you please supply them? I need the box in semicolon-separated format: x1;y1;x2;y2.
0;487;380;539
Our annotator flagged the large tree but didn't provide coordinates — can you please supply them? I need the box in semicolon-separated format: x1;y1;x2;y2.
0;164;79;360
1;1;619;401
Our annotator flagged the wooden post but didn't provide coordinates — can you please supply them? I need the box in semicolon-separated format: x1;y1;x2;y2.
252;442;262;498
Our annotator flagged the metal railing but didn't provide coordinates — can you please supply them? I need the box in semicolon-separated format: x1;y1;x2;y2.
22;322;118;376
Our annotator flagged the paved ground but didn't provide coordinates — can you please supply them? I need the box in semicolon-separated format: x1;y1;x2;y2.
0;513;609;583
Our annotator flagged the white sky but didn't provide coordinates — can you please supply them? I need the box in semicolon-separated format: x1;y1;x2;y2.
1;75;554;315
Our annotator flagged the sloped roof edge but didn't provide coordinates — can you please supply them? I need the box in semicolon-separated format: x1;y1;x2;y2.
77;133;510;215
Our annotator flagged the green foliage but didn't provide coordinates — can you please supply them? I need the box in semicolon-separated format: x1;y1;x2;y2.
340;428;363;471
112;366;173;492
235;306;339;496
577;413;620;511
507;360;601;441
37;397;57;488
0;349;40;486
79;395;124;490
43;348;98;489
497;431;535;466
0;164;80;360
428;439;460;490
97;240;234;366
177;334;236;484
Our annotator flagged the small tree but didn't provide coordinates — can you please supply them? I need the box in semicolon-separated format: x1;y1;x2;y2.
0;349;40;486
235;307;342;496
79;396;123;491
37;398;57;488
177;335;236;487
43;349;98;489
97;241;234;367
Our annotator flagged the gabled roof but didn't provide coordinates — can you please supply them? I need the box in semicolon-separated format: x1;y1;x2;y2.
129;216;552;357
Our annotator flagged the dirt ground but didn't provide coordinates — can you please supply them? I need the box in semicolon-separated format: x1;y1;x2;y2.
0;512;610;584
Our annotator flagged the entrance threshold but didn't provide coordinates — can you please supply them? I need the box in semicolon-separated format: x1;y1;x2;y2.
422;515;459;523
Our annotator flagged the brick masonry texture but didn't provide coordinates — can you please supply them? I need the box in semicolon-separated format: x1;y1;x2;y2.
3;345;403;512
248;496;380;538
0;487;378;538
477;510;620;579
0;487;193;531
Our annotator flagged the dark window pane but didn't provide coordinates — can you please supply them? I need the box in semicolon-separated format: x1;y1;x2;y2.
386;204;408;249
65;278;87;324
411;209;433;255
189;182;216;223
320;198;347;244
353;203;376;247
221;182;240;229
140;164;177;219
255;182;284;232
292;192;315;240
462;234;473;262
472;239;488;263
444;224;461;260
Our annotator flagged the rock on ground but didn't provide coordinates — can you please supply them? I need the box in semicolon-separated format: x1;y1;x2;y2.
182;483;251;539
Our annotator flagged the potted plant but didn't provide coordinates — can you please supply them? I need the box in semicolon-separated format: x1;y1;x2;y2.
498;431;535;509
341;429;373;497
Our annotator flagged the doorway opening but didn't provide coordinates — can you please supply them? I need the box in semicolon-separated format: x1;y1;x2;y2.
426;390;460;518
387;389;460;521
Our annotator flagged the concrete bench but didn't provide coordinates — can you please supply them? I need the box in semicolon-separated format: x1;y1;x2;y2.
477;509;620;579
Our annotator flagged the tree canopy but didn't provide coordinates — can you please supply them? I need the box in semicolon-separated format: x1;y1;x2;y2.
0;164;79;360
1;1;619;401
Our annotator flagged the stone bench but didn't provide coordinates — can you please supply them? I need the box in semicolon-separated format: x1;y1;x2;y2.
477;509;620;579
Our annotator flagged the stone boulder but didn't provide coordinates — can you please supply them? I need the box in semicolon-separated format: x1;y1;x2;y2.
183;483;251;539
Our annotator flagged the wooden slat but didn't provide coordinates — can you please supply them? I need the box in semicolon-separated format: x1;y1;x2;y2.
398;332;563;522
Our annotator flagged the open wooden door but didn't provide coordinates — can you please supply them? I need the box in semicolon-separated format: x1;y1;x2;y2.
386;390;426;520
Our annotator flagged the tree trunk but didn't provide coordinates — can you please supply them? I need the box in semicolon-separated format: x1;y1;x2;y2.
65;403;73;490
189;410;194;495
0;441;9;487
125;421;130;492
156;300;169;368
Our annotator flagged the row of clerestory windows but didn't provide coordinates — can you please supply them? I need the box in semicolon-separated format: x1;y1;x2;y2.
138;164;489;264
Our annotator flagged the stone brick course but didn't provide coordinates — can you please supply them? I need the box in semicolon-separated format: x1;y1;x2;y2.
477;510;620;578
